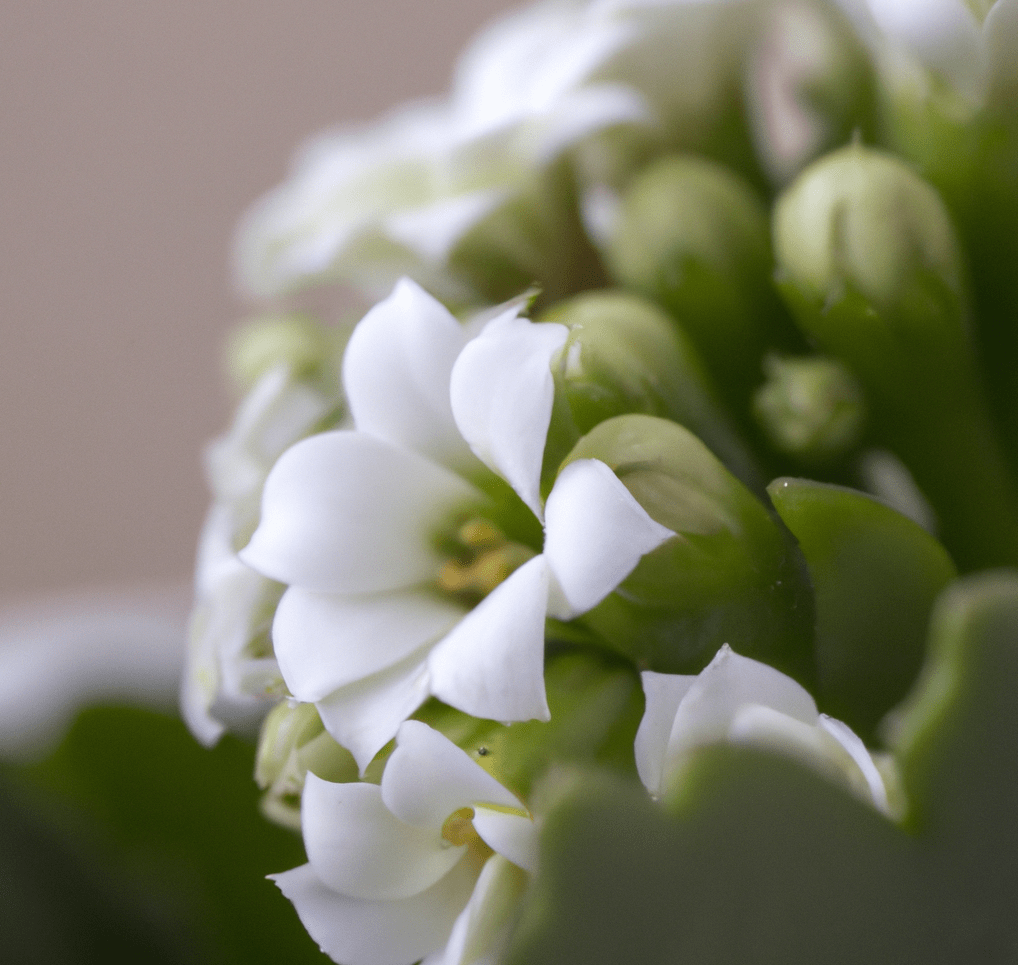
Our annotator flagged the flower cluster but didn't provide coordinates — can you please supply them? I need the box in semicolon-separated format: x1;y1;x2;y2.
188;0;1018;962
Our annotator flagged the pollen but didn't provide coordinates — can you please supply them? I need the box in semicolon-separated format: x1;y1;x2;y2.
437;519;536;602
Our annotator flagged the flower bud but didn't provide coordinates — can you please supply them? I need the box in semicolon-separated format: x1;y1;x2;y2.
255;700;360;829
603;154;797;407
752;354;865;464
561;414;815;687
226;313;342;396
542;290;762;491
774;144;1018;569
773;144;968;354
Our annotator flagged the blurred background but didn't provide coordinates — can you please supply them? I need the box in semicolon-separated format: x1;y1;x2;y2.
0;2;516;960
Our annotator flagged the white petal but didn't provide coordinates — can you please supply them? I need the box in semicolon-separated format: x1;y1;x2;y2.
271;854;478;965
342;279;476;469
472;807;538;873
302;774;461;901
384;191;508;265
635;670;698;796
273;587;464;702
664;645;819;773
0;585;187;761
543;459;674;619
440;854;529;965
450;311;567;519
383;720;521;829
818;714;891;814
428;556;552;724
528;84;651;163
316;648;433;773
241;431;480;594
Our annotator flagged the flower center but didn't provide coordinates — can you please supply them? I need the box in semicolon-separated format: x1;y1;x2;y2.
441;806;480;847
437;518;536;607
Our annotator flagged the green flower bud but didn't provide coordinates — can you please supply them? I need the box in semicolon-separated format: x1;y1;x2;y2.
752;354;865;464
774;144;1018;569
603;155;798;406
773;144;968;346
416;648;643;801
255;701;360;830
563;414;815;687
226;313;342;395
542;290;762;492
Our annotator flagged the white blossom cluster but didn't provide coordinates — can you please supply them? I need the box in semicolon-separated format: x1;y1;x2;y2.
184;0;1017;962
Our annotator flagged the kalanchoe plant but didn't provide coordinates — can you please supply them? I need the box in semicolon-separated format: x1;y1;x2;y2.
185;0;1018;962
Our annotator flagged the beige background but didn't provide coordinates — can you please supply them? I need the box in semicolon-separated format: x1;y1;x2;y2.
0;1;518;602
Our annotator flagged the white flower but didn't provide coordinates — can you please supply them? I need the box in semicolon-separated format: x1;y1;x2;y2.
271;720;537;965
235;2;647;304
182;364;336;745
0;584;187;760
841;0;1018;105
240;279;673;770
635;644;895;814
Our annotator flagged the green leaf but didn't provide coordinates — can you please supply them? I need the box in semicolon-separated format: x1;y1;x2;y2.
769;477;956;737
3;706;326;965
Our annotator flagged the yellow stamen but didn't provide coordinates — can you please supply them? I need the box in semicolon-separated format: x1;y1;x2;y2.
441;807;479;847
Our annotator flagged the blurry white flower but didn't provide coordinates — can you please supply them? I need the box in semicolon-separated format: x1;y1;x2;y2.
272;720;537;965
0;584;188;760
241;279;673;770
183;363;336;745
636;644;895;814
843;0;1018;105
236;2;648;305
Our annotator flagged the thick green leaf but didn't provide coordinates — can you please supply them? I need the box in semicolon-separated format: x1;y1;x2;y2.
769;477;956;737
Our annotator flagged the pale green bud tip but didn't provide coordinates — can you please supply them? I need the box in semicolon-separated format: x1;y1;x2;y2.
562;414;751;538
753;354;865;463
542;290;711;431
255;699;324;790
773;144;964;316
226;313;336;393
605;154;769;300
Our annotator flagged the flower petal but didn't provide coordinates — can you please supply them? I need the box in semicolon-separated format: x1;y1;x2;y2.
635;670;697;796
383;720;521;829
543;459;674;618
439;854;529;965
315;648;433;773
428;555;552;724
383;191;508;265
302;774;461;901
472;807;538;873
273;587;464;703
450;310;567;519
343;279;477;469
271;853;479;965
818;714;891;814
241;431;480;594
663;644;818;773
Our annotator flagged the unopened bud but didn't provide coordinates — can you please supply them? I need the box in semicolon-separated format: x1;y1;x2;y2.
774;144;1018;569
753;354;865;464
255;700;360;829
542;290;761;490
603;154;796;404
227;314;341;395
562;414;815;686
